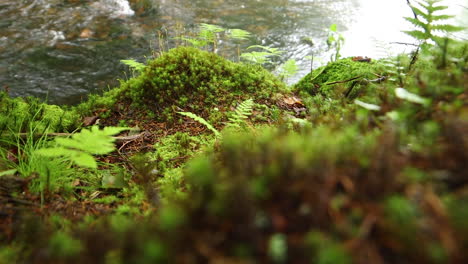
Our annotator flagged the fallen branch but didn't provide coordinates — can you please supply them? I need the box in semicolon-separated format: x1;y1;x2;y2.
2;132;149;144
325;75;363;85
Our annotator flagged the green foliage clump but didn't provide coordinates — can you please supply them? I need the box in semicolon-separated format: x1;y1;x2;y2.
149;131;214;202
0;92;80;134
120;46;285;122
294;58;382;97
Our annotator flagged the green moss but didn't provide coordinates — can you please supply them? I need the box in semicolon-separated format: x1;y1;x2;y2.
0;92;80;134
295;58;383;97
76;47;286;124
151;131;215;202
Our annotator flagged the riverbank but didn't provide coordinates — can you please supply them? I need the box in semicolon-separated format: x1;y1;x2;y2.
1;31;467;263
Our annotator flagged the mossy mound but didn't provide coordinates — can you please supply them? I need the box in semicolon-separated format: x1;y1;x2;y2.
0;92;80;134
81;46;286;124
295;58;383;97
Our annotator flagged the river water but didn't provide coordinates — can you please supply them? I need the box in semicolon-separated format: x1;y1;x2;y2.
1;0;466;104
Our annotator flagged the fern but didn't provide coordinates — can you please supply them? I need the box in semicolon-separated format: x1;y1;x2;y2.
279;59;299;82
177;112;220;137
241;45;283;65
36;126;130;169
228;29;251;41
177;99;254;136
404;0;464;43
121;59;146;72
199;23;225;52
227;29;252;61
227;99;254;128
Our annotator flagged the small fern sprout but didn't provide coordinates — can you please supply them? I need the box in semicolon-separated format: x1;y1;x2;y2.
177;111;220;137
241;45;284;65
199;23;226;53
279;59;299;83
227;99;255;129
227;29;252;60
121;59;146;76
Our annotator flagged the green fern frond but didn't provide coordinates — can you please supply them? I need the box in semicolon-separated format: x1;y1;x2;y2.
227;99;254;128
36;126;130;169
175;36;208;48
228;29;251;41
178;112;220;137
404;17;427;30
404;0;463;43
431;14;454;20
120;59;146;72
403;30;429;40
432;24;465;32
200;23;225;33
279;59;299;82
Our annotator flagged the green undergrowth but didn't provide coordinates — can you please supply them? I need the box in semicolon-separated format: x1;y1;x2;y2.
1;8;467;263
151;131;215;203
76;46;287;126
10;110;468;263
294;57;385;97
0;93;80;135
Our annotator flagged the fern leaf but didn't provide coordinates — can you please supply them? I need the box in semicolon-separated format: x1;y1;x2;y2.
241;51;271;64
227;99;254;128
430;5;449;12
178;37;208;48
120;59;146;72
71;151;97;168
432;14;454;20
228;29;251;41
178;112;220;136
432;24;464;32
404;17;428;30
410;6;428;19
200;23;225;33
403;30;428;40
36;126;130;168
279;59;299;80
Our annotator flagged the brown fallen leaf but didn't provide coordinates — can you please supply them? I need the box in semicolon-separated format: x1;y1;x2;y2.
283;96;304;106
83;116;99;126
79;28;93;38
352;56;371;62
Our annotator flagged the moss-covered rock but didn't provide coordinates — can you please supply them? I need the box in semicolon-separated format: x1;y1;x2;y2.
78;46;286;124
295;58;383;97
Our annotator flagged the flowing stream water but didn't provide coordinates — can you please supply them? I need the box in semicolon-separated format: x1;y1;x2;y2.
1;0;466;104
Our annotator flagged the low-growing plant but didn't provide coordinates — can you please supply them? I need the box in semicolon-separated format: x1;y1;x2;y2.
226;98;255;129
241;45;284;65
326;24;345;62
36;126;130;169
278;59;299;83
178;98;256;135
